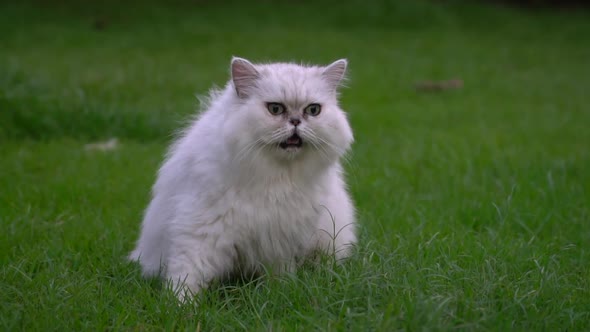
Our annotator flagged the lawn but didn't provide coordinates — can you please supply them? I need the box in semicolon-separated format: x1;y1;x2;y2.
1;0;589;330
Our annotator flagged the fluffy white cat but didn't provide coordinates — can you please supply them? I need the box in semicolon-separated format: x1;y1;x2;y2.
129;57;356;301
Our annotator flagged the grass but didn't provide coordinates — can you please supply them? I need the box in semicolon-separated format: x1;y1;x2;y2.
1;0;589;330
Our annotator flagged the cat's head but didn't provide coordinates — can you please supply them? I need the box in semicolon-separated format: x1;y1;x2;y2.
224;57;353;165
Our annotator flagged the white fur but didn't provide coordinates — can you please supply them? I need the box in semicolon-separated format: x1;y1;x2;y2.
129;57;356;301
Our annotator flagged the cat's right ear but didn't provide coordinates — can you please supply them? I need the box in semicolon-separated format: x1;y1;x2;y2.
322;59;348;91
231;57;259;98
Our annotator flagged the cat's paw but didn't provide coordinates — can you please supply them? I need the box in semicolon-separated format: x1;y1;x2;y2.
169;278;201;304
175;284;200;305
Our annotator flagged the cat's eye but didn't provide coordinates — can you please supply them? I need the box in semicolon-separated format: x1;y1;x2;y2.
304;103;322;116
266;102;286;116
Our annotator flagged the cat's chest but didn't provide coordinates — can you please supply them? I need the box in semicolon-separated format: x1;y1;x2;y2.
217;182;321;230
219;183;321;266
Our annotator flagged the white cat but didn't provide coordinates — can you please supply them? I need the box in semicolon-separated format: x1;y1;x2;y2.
129;57;357;301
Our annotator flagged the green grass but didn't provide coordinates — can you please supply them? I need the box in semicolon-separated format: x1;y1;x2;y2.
1;0;590;330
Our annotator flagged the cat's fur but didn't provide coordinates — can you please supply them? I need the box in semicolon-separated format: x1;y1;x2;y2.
129;57;356;301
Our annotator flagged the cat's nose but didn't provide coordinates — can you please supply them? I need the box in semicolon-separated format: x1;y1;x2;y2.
289;117;301;126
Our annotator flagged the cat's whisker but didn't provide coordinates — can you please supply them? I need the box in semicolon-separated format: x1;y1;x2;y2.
234;137;265;164
271;128;292;140
234;142;256;163
306;139;332;164
299;128;333;164
235;128;291;167
313;134;352;165
302;128;347;160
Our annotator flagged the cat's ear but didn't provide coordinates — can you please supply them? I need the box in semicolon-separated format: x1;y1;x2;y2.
322;59;348;90
231;57;259;98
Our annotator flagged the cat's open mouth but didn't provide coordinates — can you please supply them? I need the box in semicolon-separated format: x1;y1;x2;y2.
279;133;303;149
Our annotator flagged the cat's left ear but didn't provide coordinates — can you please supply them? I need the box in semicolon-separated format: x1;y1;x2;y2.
322;59;348;90
231;57;259;98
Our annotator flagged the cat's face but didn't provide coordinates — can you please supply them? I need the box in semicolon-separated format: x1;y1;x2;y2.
225;58;353;165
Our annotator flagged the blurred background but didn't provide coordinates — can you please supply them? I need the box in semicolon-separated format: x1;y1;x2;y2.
2;0;588;141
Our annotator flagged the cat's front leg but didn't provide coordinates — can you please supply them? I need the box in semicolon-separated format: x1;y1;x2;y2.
314;191;357;260
165;234;236;303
